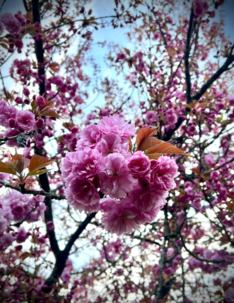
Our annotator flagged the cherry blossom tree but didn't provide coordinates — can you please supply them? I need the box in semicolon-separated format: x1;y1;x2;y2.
0;0;234;302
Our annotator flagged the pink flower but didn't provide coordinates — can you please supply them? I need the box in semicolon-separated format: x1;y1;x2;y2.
145;111;157;124
3;129;21;147
36;96;45;107
225;287;234;303
165;16;173;23
65;177;100;212
0;216;8;233
131;187;168;212
128;151;150;178
228;95;234;106
62;148;101;183
102;199;140;235
77;124;101;149
96;133;129;156
98;153;136;199
61;270;71;283
167;247;175;258
16;110;35;131
5;191;31;221
0;233;14;250
150;156;178;190
16;227;29;243
116;53;126;62
35;118;45;129
205;154;215;166
98;114;135;141
100;197;116;212
0;13;21;35
166;109;177;126
0;172;8;182
11;204;25;221
210;171;219;181
23;87;30;96
0;100;7;114
0;105;17;127
47;221;54;231
194;4;204;17
114;269;124;276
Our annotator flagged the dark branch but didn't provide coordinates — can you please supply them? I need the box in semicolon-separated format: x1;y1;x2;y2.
184;8;194;105
0;180;66;200
180;233;224;264
192;45;234;101
32;0;60;258
22;0;30;12
0;131;34;145
45;212;97;288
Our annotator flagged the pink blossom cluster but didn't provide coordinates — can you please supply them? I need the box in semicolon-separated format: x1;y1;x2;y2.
46;76;79;101
193;0;209;18
0;12;30;53
0;100;35;146
0;191;45;250
57;126;80;154
10;59;38;85
62;114;178;235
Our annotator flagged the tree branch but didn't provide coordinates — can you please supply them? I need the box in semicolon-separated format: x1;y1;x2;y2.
32;0;60;258
0;180;66;200
180;233;224;264
192;45;234;101
44;212;97;288
22;0;30;12
184;8;194;105
0;131;34;145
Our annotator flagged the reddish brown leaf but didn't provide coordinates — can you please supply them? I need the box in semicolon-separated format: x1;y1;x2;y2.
144;138;190;158
25;12;33;21
197;102;207;109
143;152;162;160
184;104;191;109
0;43;8;50
136;127;158;151
27;168;50;177
49;62;60;73
57;135;65;143
220;234;229;246
28;155;54;174
191;168;200;175
62;122;74;129
136;128;190;158
0;162;16;175
123;47;130;56
39;100;54;110
41;109;60;118
20;252;30;260
129;138;133;152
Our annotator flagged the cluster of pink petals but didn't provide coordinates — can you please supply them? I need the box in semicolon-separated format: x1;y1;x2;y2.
0;191;45;250
62;115;178;235
0;100;35;146
0;13;21;35
193;0;209;18
0;12;28;53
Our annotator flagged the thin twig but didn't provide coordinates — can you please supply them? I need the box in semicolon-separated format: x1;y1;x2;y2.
184;8;194;105
0;180;66;200
192;45;234;101
180;233;224;264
